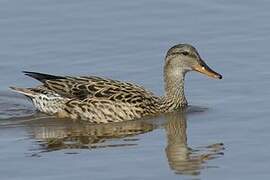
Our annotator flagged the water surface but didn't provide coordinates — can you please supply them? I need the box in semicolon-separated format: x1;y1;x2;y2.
0;0;270;179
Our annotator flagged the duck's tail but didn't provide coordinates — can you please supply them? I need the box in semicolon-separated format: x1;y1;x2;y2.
10;86;37;98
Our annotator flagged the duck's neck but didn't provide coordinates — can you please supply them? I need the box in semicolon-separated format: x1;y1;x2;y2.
162;69;188;111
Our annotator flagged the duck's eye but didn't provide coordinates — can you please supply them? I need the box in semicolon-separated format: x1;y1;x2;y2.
181;51;189;56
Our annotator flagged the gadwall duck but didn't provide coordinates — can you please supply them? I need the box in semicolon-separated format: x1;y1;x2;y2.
10;44;222;123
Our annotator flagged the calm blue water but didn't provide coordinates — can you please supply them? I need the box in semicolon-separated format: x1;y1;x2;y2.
0;0;270;179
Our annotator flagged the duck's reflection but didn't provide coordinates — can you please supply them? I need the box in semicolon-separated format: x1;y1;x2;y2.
24;109;224;175
164;110;224;175
26;117;155;151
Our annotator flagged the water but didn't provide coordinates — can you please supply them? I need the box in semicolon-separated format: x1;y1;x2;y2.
0;0;270;179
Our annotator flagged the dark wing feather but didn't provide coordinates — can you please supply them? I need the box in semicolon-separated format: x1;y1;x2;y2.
23;71;65;83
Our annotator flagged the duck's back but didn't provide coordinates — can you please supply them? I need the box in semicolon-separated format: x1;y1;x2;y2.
12;72;161;123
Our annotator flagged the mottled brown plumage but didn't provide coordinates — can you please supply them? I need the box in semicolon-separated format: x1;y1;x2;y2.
10;44;222;123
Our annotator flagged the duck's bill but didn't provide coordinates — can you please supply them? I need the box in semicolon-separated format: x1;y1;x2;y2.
193;63;222;79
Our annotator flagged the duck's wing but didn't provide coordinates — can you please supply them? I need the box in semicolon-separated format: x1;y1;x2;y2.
23;71;158;102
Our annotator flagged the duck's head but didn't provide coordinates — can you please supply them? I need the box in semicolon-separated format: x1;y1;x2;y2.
164;44;222;79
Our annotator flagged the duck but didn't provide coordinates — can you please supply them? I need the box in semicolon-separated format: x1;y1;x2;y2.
10;44;222;123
